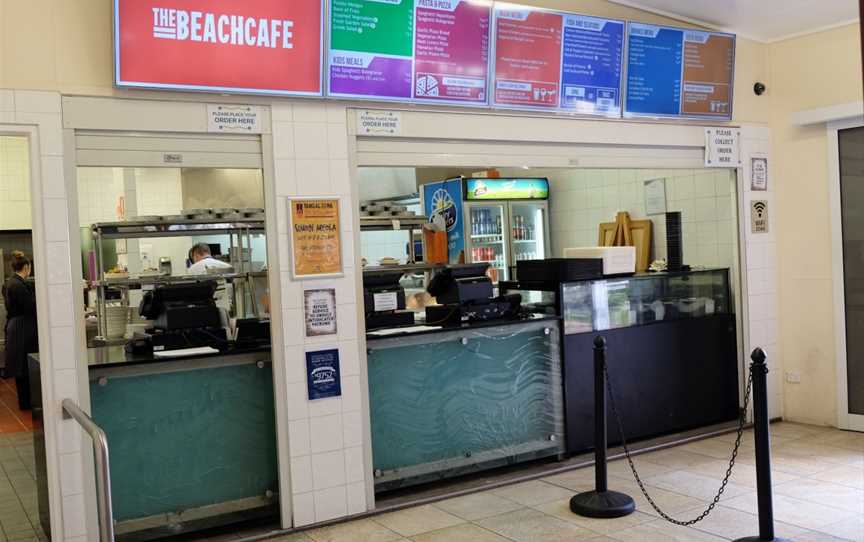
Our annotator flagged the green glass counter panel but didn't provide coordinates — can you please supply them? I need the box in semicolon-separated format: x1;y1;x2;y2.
90;363;278;522
368;321;564;482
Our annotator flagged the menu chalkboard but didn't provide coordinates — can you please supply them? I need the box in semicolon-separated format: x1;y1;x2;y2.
625;23;735;119
491;6;625;115
328;0;492;104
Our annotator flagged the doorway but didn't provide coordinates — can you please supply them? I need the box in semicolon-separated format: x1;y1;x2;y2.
0;133;49;540
834;123;864;431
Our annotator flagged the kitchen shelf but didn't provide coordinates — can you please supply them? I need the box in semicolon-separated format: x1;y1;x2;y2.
359;216;427;231
91;218;264;240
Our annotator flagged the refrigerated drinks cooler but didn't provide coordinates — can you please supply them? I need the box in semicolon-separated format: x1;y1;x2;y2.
422;177;550;281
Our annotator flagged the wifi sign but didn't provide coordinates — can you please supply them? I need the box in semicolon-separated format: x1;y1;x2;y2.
751;200;769;234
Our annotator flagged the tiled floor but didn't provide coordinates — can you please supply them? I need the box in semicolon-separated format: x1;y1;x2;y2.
0;377;44;542
0;431;43;541
0;379;33;434
265;422;864;542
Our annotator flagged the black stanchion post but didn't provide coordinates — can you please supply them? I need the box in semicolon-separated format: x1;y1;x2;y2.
570;336;635;518
734;348;791;542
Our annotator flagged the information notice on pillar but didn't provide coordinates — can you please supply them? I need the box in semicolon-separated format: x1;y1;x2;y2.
413;0;490;104
625;23;735;119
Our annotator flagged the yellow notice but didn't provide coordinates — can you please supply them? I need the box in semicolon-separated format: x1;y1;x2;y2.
290;198;342;277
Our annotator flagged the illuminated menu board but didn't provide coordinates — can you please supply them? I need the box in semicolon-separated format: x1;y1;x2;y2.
625;23;735;119
328;0;492;104
491;5;624;115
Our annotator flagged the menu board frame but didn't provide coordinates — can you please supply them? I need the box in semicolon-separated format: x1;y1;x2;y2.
114;0;325;97
623;22;736;121
489;3;627;118
326;0;494;107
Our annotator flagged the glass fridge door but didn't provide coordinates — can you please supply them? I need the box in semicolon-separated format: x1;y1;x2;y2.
464;202;509;282
509;201;549;265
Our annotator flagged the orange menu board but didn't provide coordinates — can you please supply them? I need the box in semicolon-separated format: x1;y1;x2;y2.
290;198;342;277
681;31;734;117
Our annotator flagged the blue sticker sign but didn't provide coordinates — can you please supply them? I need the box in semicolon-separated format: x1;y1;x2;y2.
559;14;624;115
306;349;341;400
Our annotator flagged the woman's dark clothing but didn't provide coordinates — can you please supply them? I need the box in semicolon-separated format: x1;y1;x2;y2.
2;274;37;410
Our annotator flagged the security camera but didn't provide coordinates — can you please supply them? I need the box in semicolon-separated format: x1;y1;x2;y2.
753;82;766;96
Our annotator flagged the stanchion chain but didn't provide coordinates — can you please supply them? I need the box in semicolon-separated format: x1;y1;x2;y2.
605;363;754;526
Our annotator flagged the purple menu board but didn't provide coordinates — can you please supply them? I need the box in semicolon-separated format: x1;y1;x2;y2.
328;0;491;104
413;0;491;104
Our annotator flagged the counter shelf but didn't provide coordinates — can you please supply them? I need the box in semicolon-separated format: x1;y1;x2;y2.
360;215;428;263
31;347;279;540
507;268;740;454
366;316;565;491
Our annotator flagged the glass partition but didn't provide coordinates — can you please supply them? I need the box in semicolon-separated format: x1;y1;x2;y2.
562;268;732;335
367;319;564;491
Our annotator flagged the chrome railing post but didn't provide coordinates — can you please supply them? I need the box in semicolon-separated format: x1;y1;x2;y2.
61;399;115;541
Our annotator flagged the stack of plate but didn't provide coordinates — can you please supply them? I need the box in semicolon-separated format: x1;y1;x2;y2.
105;305;131;339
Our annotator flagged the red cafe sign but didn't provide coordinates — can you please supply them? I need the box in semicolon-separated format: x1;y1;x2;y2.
115;0;323;95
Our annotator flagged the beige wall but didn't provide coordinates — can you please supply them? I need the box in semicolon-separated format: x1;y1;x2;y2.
0;0;770;124
769;23;863;426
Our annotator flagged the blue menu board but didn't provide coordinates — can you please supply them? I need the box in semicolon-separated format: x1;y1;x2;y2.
559;14;625;116
625;23;735;119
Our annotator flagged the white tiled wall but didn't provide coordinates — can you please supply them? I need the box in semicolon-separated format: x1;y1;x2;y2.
547;168;738;269
271;101;369;526
739;126;781;418
2;89;88;540
0;135;32;229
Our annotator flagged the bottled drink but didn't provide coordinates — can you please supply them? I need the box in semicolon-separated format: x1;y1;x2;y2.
496;215;502;235
471;211;478;236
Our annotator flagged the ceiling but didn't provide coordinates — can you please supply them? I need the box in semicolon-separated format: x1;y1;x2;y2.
608;0;860;42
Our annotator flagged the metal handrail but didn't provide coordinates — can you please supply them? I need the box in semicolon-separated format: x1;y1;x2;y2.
61;399;115;541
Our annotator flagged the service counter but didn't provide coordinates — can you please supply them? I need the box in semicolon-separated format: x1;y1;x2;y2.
366;315;565;491
509;267;740;454
32;345;278;540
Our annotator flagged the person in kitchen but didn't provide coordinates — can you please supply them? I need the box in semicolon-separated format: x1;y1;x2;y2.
187;243;233;275
2;251;37;410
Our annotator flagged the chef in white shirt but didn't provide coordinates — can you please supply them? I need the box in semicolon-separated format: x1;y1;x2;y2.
187;243;234;324
187;243;233;275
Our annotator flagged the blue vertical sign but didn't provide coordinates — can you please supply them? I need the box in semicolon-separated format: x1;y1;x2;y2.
306;349;341;400
559;15;624;115
423;179;465;263
625;24;684;116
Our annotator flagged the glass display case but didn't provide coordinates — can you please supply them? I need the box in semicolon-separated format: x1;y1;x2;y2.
561;268;732;335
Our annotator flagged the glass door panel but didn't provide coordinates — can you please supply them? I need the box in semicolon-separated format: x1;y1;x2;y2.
465;202;508;281
839;126;864;427
509;202;548;263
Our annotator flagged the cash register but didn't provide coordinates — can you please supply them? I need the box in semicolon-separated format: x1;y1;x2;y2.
363;270;416;331
134;281;228;352
425;264;522;325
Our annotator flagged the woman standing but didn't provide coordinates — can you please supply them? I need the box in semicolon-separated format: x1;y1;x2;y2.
2;251;37;411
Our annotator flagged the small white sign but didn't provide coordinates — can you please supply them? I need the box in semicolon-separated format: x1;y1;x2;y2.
207;104;262;134
304;288;338;337
644;178;667;215
751;200;769;234
357;110;402;136
373;292;399;312
704;127;741;168
751;156;768;191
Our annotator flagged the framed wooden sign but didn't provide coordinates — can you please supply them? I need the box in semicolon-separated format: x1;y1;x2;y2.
288;197;343;278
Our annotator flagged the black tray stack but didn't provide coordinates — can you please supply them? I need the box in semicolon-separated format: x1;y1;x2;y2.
666;211;683;271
